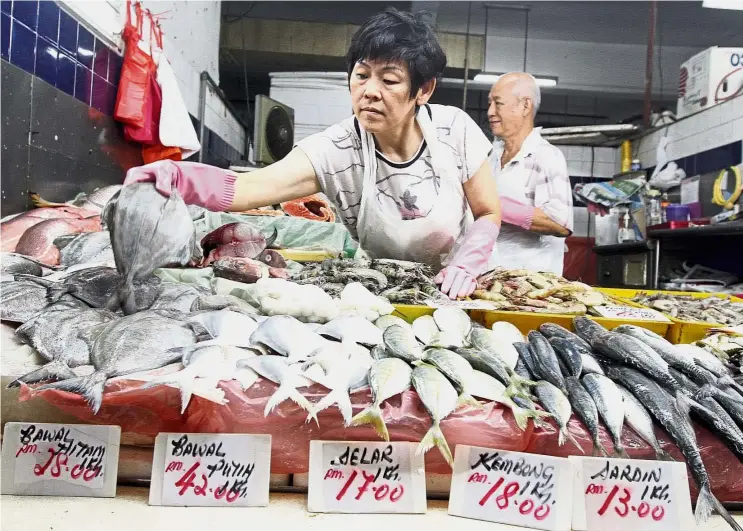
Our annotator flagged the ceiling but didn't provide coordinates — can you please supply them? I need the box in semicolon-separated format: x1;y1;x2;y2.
222;1;743;49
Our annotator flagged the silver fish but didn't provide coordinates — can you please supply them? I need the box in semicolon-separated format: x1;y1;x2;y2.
243;355;317;423
467;370;550;431
148;282;204;313
412;315;440;345
317;316;383;346
433;307;472;340
55;231;114;267
534;380;581;450
28;266;161;310
141;344;257;413
383;324;425;363
10;307;117;386
548;337;585;377
412;363;458;466
580;353;606;376
104;183;195;314
572;316;609;346
189;310;259;347
565;376;608;456
617;384;671;460
527;331;568;394
36;310;198;413
582;373;628;458
422;348;480;409
1;279;59;322
675;344;730;378
374;315;411;332
350;358;413;440
250;315;327;362
539;322;592;351
190;294;259;316
470;326;519;370
307;356;371;425
0;253;45;276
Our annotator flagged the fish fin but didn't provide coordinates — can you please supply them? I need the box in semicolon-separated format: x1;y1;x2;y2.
349;405;389;441
511;374;536;389
120;284;137;315
46;283;70;303
655;448;675;461
35;372;107;414
675;391;693;422
7;361;77;387
695;385;715;401
712;493;743;531
456;392;482;410
694;485;715;525
416;421;453;467
563;428;585;454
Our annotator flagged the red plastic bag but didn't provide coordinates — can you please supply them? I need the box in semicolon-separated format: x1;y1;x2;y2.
122;11;163;145
114;1;156;128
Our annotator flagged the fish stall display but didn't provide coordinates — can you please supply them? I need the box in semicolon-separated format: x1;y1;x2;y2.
2;183;743;523
632;292;743;326
472;268;616;314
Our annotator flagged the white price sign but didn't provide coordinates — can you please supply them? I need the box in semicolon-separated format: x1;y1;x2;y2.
307;441;426;514
572;456;694;531
1;422;120;497
448;445;573;531
149;433;271;507
592;306;671;322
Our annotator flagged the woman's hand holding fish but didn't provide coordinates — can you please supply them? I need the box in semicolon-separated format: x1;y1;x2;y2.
124;160;237;212
435;217;500;299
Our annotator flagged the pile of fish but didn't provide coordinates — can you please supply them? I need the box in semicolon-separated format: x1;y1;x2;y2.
473;268;612;314
525;318;742;530
292;258;444;302
697;328;743;373
632;292;743;325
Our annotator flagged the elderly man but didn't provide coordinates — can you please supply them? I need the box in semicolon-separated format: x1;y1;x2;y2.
487;72;573;275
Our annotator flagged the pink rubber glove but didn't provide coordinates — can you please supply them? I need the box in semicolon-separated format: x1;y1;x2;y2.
435;217;501;299
123;160;237;212
500;196;535;230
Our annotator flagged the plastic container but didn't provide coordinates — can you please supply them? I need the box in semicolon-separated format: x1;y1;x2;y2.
665;204;690;222
596;288;743;343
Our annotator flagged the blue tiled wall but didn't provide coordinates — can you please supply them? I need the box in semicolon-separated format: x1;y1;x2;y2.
2;0;121;116
2;0;244;166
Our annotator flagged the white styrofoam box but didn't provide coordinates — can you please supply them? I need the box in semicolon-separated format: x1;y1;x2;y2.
677;47;743;118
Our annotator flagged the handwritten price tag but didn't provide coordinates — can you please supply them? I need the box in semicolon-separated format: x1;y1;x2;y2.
1;422;120;497
448;445;573;531
148;433;271;507
592;306;671;322
307;440;426;513
573;456;693;531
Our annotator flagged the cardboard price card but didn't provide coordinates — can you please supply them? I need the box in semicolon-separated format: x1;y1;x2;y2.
307;441;426;513
592;305;671;322
149;433;271;507
448;445;573;531
573;456;694;531
1;422;120;497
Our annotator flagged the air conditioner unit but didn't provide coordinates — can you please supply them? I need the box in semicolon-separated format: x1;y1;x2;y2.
253;95;295;165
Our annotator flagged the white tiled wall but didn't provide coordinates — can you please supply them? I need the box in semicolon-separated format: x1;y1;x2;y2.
60;0;246;156
635;95;743;168
555;146;617;178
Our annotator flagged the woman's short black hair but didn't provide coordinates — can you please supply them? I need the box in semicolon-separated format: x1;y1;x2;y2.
346;8;447;99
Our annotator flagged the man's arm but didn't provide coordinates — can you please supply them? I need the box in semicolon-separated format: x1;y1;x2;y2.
230;147;321;211
528;208;572;236
463;158;502;225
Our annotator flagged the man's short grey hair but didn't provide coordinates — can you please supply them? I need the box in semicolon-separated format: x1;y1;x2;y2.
503;72;541;117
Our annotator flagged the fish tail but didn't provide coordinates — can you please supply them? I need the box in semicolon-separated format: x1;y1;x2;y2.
512;373;536;389
614;444;630;459
456;392;482;410
288;386;319;426
694;485;715;524
416;420;453;467
712;492;743;531
120;284;137;315
655;448;675;461
7;361;76;387
505;381;532;401
505;399;530;431
592;440;610;457
562;427;585;454
35;372;107;414
349;404;389;441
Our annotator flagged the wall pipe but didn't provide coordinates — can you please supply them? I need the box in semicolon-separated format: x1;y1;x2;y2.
643;0;657;128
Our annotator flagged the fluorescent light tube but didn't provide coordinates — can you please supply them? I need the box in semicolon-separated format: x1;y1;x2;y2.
702;0;743;10
473;73;558;87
